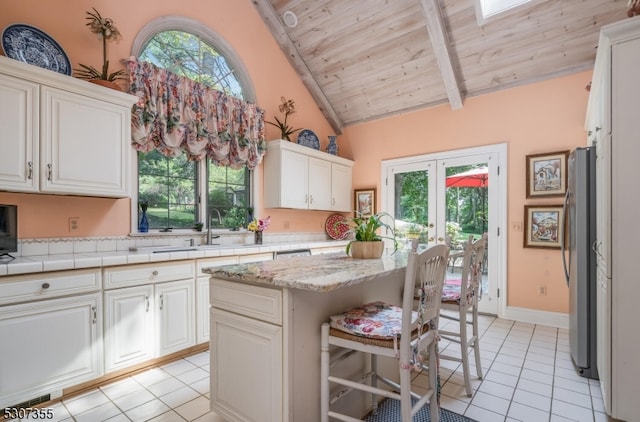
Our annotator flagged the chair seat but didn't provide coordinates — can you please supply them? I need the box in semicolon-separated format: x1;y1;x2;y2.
329;301;418;340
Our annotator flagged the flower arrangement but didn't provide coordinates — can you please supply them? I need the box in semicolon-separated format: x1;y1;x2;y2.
266;97;301;141
248;216;271;232
75;8;126;82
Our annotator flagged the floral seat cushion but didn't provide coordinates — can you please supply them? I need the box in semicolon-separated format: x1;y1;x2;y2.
441;282;462;302
329;301;418;339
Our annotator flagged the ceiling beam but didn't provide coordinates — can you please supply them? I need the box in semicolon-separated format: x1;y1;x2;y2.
419;0;464;109
251;0;344;134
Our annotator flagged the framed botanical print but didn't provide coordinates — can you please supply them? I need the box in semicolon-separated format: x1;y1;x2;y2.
524;205;563;249
354;188;376;218
526;150;569;198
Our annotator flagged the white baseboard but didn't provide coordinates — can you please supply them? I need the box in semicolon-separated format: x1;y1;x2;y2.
502;306;569;330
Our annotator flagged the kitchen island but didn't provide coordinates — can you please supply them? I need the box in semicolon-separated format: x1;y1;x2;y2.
203;249;413;422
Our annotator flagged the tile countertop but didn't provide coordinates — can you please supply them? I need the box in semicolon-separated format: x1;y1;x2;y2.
203;248;411;293
0;240;349;277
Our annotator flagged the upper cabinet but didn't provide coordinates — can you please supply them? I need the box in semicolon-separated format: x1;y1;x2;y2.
0;56;137;198
263;140;353;212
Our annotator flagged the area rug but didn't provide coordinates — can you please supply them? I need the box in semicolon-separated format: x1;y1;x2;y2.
365;399;477;422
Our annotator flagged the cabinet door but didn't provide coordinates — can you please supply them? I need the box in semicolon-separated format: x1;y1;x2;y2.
156;279;195;356
280;149;310;209
0;74;39;192
308;157;331;210
196;277;210;344
104;285;155;373
596;266;611;414
40;86;130;197
331;162;352;211
211;308;282;422
0;294;102;408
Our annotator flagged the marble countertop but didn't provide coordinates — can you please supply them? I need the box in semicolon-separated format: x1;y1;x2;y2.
0;240;348;277
203;249;411;292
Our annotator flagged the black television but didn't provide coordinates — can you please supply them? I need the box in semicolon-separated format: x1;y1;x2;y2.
0;204;18;257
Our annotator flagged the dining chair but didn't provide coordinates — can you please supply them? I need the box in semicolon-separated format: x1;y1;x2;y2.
320;243;449;422
447;234;473;273
439;234;487;396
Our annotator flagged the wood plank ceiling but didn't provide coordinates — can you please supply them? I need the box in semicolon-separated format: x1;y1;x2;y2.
252;0;630;134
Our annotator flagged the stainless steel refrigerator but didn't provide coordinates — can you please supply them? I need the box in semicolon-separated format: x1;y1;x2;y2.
561;146;598;379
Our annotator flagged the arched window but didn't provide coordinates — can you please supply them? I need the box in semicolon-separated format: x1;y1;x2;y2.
132;17;255;231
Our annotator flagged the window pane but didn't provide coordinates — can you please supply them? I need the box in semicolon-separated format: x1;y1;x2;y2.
138;151;197;229
208;162;249;229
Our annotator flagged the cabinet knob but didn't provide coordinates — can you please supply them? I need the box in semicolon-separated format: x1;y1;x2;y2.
41;282;50;289
152;270;159;276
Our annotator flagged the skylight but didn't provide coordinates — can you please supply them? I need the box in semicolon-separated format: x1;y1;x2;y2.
477;0;531;22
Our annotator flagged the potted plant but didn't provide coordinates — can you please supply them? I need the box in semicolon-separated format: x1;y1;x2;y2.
266;97;302;141
193;222;204;232
74;8;125;89
338;211;398;259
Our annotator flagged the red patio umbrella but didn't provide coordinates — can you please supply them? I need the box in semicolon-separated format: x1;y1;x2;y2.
445;167;489;188
446;167;489;233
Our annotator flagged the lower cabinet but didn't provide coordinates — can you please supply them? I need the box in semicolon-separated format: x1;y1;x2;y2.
0;293;103;408
102;261;197;374
210;278;283;422
103;279;195;373
104;285;155;373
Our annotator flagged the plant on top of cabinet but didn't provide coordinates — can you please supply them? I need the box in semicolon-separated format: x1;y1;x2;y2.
74;8;125;87
266;97;301;141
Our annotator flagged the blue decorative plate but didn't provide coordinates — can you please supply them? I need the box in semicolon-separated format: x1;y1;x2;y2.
2;24;71;75
297;129;320;150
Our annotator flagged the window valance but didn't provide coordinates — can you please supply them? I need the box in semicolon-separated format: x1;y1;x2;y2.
125;57;266;169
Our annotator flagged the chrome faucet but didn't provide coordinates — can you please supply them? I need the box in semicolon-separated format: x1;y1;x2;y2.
206;208;222;245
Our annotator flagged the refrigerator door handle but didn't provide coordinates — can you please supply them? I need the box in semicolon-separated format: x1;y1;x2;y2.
561;189;571;287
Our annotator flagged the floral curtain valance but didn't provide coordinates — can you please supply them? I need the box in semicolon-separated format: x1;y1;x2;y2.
125;57;266;169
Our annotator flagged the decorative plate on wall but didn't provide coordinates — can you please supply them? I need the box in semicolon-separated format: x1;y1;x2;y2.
2;23;71;75
297;129;320;150
325;213;349;240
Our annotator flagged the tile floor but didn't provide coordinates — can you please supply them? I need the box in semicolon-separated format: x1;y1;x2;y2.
11;314;606;422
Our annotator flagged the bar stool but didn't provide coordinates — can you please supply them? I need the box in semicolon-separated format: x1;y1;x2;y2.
320;243;449;421
439;234;487;396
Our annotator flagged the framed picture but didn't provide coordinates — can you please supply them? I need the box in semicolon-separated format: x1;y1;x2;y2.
525;150;569;198
354;188;376;218
524;205;563;249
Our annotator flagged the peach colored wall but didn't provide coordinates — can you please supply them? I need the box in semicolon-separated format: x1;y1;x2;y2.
341;71;592;313
0;0;593;313
0;0;339;236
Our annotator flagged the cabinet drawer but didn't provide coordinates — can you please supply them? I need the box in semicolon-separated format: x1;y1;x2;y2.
0;269;101;305
104;261;195;289
197;256;239;276
210;279;282;325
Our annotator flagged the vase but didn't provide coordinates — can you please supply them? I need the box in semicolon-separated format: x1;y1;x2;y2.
349;241;384;259
139;209;149;233
254;231;263;245
327;135;338;155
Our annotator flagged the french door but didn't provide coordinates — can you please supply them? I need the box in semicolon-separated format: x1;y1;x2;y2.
381;145;506;316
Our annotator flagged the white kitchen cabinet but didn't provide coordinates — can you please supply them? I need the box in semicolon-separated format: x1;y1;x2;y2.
103;285;155;373
156;279;195;356
196;256;239;344
0;72;39;192
0;293;103;409
263;140;354;211
210;279;283;422
103;261;196;373
587;16;640;421
0;55;137;198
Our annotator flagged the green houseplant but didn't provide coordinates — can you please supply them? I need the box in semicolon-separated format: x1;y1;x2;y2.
339;211;399;259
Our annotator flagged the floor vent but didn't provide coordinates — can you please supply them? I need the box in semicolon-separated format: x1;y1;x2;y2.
11;393;51;409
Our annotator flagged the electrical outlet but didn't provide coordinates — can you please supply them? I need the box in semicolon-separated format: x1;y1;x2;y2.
69;217;79;232
512;221;523;232
538;285;547;296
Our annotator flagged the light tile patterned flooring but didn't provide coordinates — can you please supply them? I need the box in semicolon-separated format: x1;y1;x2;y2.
12;314;606;422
